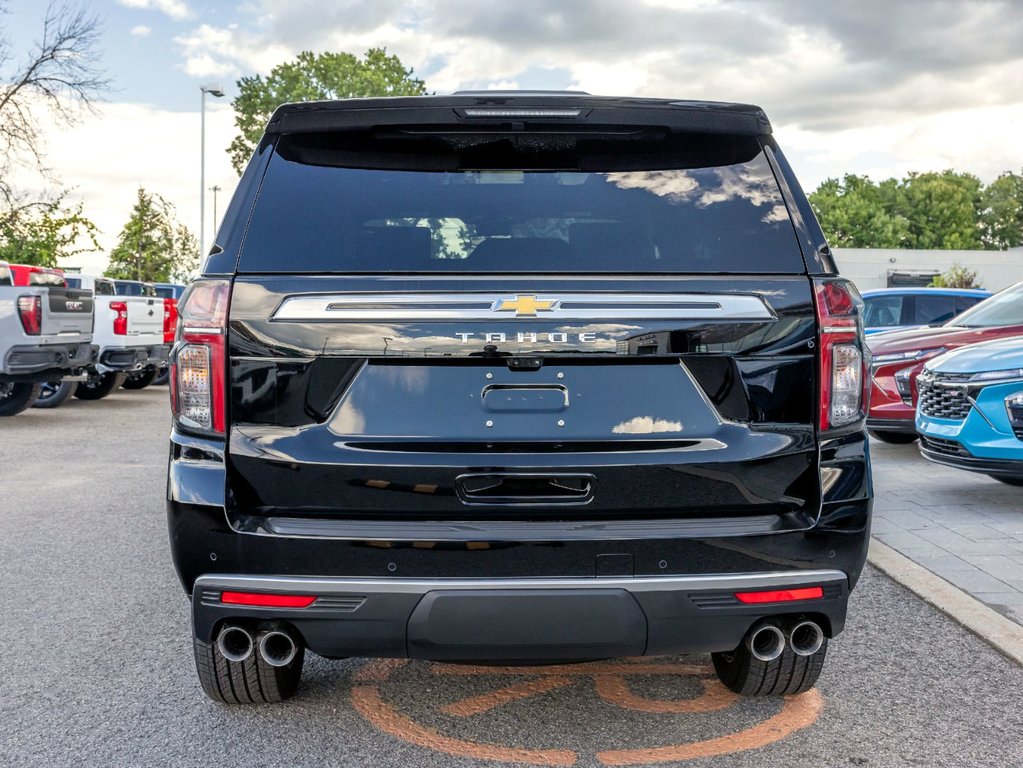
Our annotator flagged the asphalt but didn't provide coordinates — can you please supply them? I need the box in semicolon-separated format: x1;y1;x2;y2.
2;389;1022;768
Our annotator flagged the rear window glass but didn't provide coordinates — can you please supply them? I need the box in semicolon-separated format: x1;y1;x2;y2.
29;271;65;286
95;279;115;296
114;280;142;296
239;131;803;274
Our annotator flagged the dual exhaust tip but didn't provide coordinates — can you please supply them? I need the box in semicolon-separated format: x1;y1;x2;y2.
217;625;298;667
746;619;824;662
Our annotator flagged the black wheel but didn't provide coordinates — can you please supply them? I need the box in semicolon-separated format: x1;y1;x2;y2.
122;368;157;390
0;382;42;417
193;627;304;704
33;380;78;409
712;625;827;696
990;475;1023;486
152;366;169;386
868;429;918;444
74;372;125;400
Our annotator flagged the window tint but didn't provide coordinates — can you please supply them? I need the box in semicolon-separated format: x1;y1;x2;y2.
956;295;984;313
114;280;142;296
239;138;804;274
140;283;158;297
863;295;903;328
951;284;1023;327
65;277;81;289
912;295;956;325
29;271;65;286
0;265;11;286
95;279;115;296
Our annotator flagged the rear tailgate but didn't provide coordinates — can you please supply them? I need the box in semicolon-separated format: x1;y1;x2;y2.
227;276;819;529
41;286;93;341
125;296;164;339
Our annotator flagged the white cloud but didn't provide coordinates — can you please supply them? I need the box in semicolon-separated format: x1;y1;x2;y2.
130;25;152;37
118;0;192;21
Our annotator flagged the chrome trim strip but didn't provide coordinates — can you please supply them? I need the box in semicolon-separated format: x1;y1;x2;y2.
270;293;776;322
196;569;847;595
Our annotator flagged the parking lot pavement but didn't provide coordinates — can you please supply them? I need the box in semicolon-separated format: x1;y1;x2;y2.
870;437;1023;625
3;391;1023;768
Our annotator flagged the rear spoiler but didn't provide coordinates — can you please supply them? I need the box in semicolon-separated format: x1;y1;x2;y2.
265;95;773;137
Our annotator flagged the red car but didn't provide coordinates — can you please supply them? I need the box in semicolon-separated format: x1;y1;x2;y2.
866;281;1023;442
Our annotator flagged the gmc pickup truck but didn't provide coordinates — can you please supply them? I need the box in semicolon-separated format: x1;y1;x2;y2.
0;261;97;415
62;274;169;400
167;94;873;704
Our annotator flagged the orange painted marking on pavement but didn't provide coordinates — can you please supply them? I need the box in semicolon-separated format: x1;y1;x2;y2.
430;662;712;677
441;676;573;717
353;658;407;682
593;675;739;714
352;684;578;766
596;689;825;765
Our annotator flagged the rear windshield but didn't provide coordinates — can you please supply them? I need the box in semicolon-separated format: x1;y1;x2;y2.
114;280;142;296
950;283;1023;328
0;265;13;286
238;131;804;274
29;271;65;286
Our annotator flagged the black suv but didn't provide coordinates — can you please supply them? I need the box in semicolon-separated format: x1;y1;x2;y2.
167;93;872;704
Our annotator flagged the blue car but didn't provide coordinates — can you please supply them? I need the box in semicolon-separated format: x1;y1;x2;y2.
916;337;1023;485
861;287;990;335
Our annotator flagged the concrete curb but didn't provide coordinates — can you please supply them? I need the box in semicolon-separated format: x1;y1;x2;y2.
868;538;1023;667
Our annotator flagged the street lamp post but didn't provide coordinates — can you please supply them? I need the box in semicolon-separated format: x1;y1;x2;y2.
199;84;225;261
210;185;221;236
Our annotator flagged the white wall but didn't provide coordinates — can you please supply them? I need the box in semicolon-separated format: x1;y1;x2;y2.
833;248;1023;292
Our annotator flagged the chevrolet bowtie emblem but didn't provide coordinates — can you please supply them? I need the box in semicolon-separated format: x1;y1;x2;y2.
493;295;558;317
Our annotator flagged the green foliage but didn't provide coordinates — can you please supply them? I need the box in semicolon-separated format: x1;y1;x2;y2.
0;194;100;267
228;48;427;173
104;188;198;282
980;171;1023;249
929;263;982;289
809;171;987;250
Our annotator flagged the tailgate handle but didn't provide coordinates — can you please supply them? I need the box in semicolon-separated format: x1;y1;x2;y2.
456;473;594;505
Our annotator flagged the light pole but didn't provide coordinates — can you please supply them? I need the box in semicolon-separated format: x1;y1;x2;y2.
199;84;224;261
210;185;221;235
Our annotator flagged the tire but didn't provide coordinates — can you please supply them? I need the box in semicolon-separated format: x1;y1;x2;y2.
990;475;1023;486
0;382;42;417
868;429;918;444
193;628;304;704
122;368;157;390
33;380;78;409
74;372;125;400
152;366;170;386
712;627;827;696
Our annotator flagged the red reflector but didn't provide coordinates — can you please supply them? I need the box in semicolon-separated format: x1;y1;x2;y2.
220;591;316;608
734;586;824;604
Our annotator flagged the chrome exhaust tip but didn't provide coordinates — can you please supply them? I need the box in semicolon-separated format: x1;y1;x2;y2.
789;620;825;657
258;629;298;668
217;625;254;663
746;622;786;662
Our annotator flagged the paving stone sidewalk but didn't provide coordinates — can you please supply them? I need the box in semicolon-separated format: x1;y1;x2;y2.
870;436;1023;624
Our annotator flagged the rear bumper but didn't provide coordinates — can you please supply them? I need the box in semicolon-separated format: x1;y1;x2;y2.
1;343;99;382
192;571;850;660
98;343;170;373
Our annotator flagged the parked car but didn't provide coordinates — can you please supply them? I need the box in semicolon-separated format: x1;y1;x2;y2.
861;287;989;335
0;261;97;415
8;263;65;287
168;94;872;703
154;283;186;300
57;274;168;400
866;281;1023;442
916;337;1023;486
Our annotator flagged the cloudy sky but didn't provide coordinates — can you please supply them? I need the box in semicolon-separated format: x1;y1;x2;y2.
5;0;1023;274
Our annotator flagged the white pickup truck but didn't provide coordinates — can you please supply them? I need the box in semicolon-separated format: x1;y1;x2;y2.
0;261;98;415
61;275;170;400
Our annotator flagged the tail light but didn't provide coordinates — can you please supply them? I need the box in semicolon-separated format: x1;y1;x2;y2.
17;295;42;335
814;278;868;431
111;301;128;335
170;280;229;435
163;299;178;343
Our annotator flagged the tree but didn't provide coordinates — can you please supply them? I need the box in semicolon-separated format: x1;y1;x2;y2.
980;170;1023;249
105;188;198;282
227;48;427;173
0;193;100;266
930;263;982;289
809;175;909;248
0;2;107;206
898;171;983;249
